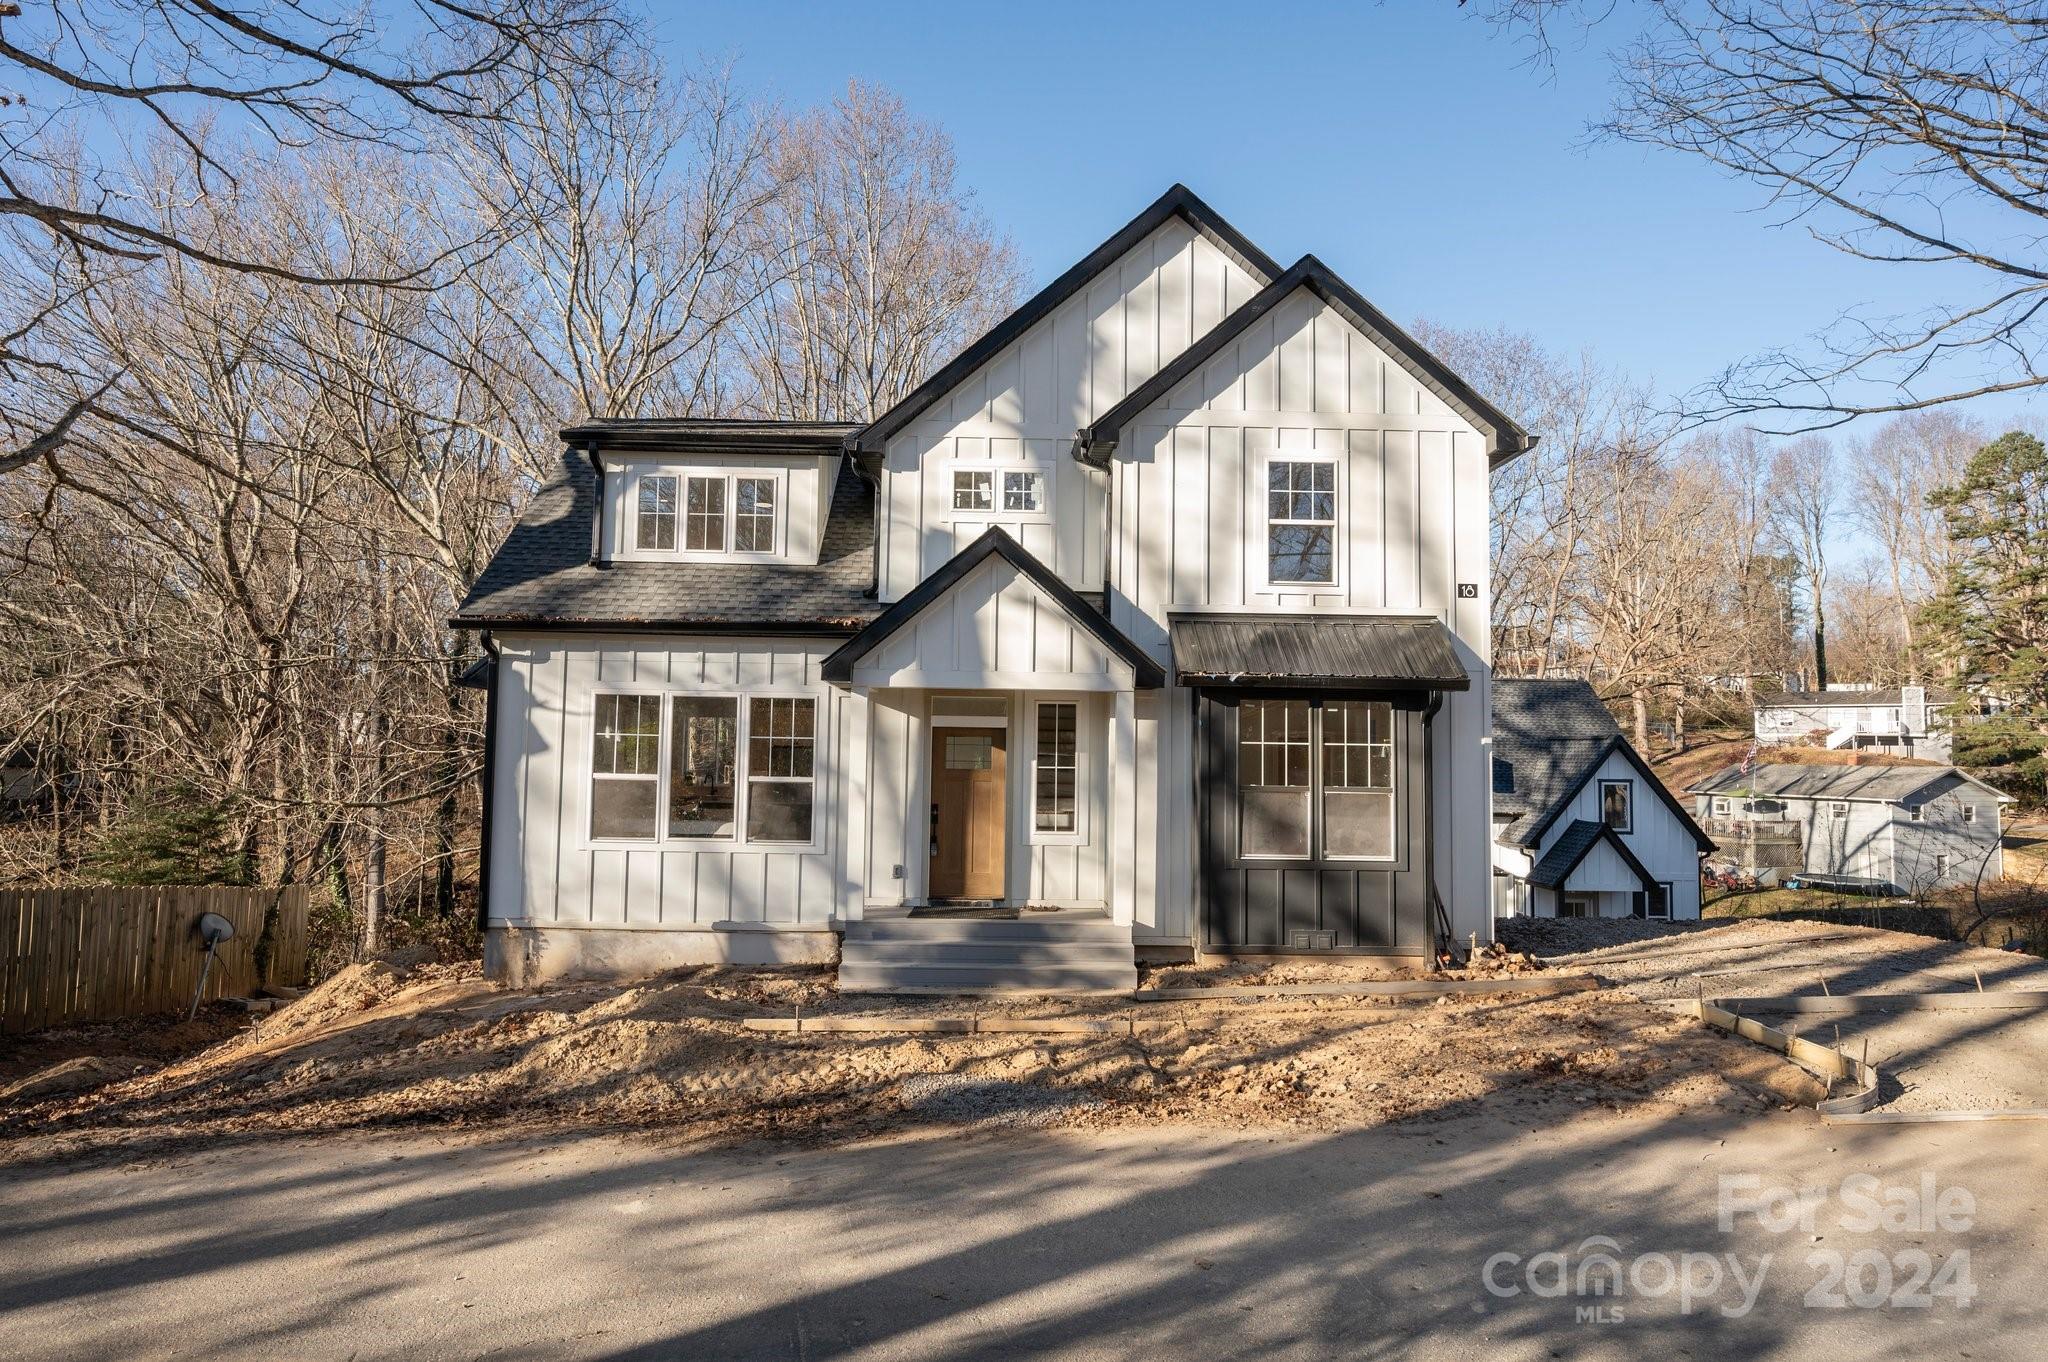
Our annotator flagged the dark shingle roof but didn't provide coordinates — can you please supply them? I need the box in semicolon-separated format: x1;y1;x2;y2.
1490;679;1623;843
1688;763;2006;805
1527;820;1604;889
1757;687;1955;710
451;452;879;632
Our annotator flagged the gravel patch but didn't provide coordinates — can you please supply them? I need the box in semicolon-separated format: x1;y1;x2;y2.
898;1074;1106;1127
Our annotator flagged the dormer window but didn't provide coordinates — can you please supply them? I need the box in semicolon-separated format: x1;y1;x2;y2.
637;476;677;550
734;477;775;551
685;476;727;550
1267;457;1336;584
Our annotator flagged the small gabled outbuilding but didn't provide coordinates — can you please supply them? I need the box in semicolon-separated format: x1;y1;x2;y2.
1491;680;1714;919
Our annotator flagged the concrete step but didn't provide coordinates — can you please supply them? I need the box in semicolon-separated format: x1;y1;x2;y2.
844;918;1130;944
843;941;1136;967
836;961;1139;995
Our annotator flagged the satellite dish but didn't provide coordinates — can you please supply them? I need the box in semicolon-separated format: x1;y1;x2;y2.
197;912;236;945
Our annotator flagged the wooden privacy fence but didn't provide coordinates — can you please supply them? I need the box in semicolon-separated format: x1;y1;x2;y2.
0;885;313;1034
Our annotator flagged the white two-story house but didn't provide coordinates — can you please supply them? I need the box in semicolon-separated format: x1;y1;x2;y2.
454;185;1532;991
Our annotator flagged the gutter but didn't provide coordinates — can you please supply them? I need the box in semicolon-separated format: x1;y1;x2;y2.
476;631;500;937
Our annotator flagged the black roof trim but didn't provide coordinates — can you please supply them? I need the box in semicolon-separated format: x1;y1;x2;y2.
820;528;1167;687
1077;254;1534;467
449;618;866;638
848;185;1283;455
561;418;860;454
1528;819;1659;892
1520;735;1716;852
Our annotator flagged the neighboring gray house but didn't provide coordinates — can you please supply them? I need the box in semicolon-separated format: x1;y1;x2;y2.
1754;685;1954;761
454;185;1532;991
1689;764;2009;894
1491;680;1715;920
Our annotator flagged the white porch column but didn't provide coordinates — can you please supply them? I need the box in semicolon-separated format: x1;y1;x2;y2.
1111;685;1137;925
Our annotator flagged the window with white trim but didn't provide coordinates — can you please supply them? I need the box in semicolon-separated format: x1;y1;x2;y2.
746;697;815;842
636;475;677;550
1266;458;1336;584
1600;780;1633;833
734;477;776;552
1908;805;1924;822
1963;804;1978;824
952;467;1048;516
591;694;662;839
685;475;727;551
1322;700;1394;858
588;692;816;846
1935;853;1952;877
1035;701;1077;834
952;469;993;511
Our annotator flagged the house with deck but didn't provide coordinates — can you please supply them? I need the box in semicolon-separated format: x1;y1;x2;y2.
454;185;1531;991
1689;764;2008;894
1490;679;1714;919
1754;685;1954;762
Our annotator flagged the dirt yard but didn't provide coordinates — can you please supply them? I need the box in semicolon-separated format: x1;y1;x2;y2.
0;950;1821;1165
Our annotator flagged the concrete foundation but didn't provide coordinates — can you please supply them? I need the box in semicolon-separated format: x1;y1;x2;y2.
484;925;839;987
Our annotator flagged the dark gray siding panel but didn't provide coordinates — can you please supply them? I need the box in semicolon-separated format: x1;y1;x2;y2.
1196;692;1431;953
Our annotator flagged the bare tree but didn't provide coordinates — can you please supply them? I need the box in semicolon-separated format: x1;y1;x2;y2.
1769;435;1838;689
0;0;632;471
738;82;1024;421
1469;1;2048;429
1845;409;1983;679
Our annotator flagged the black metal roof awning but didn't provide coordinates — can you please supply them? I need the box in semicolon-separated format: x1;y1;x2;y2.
1168;614;1470;692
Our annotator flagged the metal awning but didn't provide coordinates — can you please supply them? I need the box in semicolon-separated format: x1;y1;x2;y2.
1168;614;1469;691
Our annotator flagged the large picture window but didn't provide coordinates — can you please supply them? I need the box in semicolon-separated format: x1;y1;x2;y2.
1035;701;1077;834
590;692;817;845
1267;458;1336;584
1237;697;1396;861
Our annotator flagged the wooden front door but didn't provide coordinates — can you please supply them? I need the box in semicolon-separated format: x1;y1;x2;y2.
929;727;1007;900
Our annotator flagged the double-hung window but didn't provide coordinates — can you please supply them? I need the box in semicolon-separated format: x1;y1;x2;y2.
734;477;776;552
685;476;728;551
1237;698;1395;861
636;476;677;551
1034;701;1078;834
589;693;816;845
1266;458;1336;584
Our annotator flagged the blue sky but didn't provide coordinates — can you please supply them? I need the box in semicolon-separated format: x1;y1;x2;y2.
658;0;2039;439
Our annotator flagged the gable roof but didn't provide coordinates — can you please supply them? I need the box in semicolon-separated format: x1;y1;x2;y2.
1075;254;1534;467
818;527;1166;687
1527;819;1657;892
451;452;879;633
1492;678;1715;851
847;184;1282;455
1688;763;2011;805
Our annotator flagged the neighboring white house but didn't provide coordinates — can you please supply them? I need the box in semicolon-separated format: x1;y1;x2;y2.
1490;680;1714;920
1688;764;2009;894
1754;685;1954;761
454;185;1532;990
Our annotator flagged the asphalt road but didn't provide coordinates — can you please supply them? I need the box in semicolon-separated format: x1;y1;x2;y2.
3;1108;2044;1361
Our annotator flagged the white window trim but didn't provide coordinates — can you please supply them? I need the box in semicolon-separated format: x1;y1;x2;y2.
623;465;789;562
946;464;1053;522
582;686;823;853
1029;696;1088;845
1260;452;1342;592
1962;805;1978;824
1319;700;1398;864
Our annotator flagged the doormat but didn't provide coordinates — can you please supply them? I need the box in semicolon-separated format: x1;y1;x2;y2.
910;903;1017;920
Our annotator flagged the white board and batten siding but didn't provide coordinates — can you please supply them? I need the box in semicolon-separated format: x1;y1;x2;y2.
878;216;1266;602
1102;283;1498;946
488;635;855;932
1534;749;1704;918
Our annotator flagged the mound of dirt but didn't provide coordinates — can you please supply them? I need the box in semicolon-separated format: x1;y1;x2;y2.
0;957;1825;1165
0;1056;148;1102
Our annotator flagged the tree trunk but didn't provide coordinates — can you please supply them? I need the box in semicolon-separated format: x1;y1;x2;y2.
1813;617;1831;692
1632;690;1651;750
1673;692;1689;752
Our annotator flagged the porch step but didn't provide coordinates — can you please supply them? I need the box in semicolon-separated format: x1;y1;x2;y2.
837;916;1136;995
